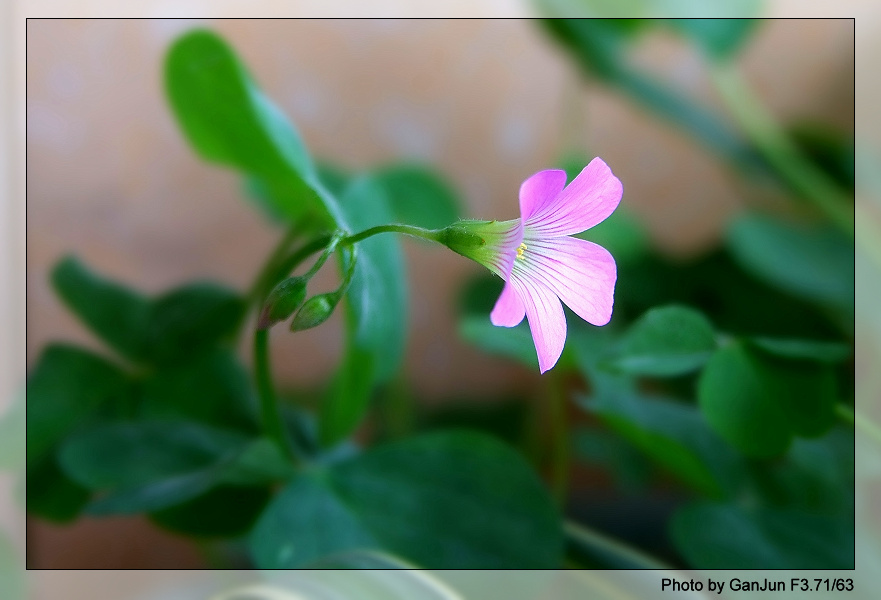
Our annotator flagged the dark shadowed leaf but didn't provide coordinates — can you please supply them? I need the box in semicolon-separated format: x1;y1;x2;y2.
26;344;131;466
697;342;792;458
671;501;854;569
140;349;259;433
150;484;271;538
51;257;150;362
250;431;563;568
26;457;90;523
726;213;854;311
747;336;851;363
142;283;244;364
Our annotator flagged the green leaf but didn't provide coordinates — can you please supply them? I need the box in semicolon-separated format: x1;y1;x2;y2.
139;349;259;433
51;256;150;361
26;344;130;466
759;356;837;438
580;393;745;497
671;501;854;569
747;336;851;363
250;431;563;568
150;484;270;538
697;342;792;458
26;456;90;522
58;421;250;514
459;317;538;369
320;176;407;445
564;520;669;569
726;213;854;311
610;305;717;376
373;164;460;229
219;437;297;485
666;19;758;60
165;30;337;227
143;282;244;364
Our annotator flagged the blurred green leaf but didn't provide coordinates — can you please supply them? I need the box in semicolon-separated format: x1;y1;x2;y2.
51;256;245;366
540;19;761;170
759;356;837;438
58;421;250;514
140;349;259;433
666;19;758;60
697;342;792;457
219;437;297;485
143;282;244;364
576;208;650;266
373;164;460;230
320;176;407;446
150;484;271;538
416;397;529;448
26;344;130;466
671;501;854;569
250;431;563;568
457;273;505;317
747;336;851;363
609;305;717;376
51;256;150;362
580;393;745;497
726;213;854;311
459;317;538;369
26;457;90;522
789;123;854;192
165;30;338;227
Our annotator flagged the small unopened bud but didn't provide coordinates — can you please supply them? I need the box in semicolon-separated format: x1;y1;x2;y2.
258;277;307;329
290;292;338;332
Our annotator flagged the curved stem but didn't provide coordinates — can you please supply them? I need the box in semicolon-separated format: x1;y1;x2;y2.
709;61;855;237
339;223;444;247
254;328;295;461
836;404;881;447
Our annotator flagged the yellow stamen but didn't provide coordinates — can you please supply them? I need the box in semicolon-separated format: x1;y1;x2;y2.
516;243;527;260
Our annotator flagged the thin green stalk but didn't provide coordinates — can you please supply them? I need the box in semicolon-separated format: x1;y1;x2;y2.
709;62;855;237
339;223;444;247
254;328;294;461
836;404;881;447
549;371;570;506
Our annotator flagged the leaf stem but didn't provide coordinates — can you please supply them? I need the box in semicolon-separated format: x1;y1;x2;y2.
549;371;570;506
708;61;854;237
339;223;444;246
836;404;881;447
254;328;295;461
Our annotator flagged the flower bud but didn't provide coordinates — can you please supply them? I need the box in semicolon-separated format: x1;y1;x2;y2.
290;292;338;332
258;276;307;329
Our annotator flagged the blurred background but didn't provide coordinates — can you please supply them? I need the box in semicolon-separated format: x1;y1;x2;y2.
1;4;876;596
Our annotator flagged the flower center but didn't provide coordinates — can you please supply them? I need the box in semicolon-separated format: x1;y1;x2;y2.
516;243;527;260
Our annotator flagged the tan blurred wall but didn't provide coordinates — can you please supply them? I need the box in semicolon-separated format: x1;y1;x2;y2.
22;18;853;570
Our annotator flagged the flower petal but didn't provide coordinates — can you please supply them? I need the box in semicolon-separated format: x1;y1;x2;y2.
509;276;567;374
519;169;567;222
525;157;622;237
490;280;526;327
519;235;617;326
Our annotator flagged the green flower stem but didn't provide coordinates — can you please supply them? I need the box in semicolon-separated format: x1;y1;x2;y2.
709;61;855;238
549;371;570;506
254;328;295;461
339;223;445;247
836;404;881;447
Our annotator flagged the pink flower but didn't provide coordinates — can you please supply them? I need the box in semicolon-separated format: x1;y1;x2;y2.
445;158;621;373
